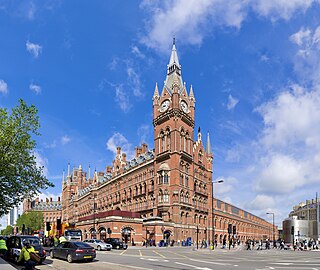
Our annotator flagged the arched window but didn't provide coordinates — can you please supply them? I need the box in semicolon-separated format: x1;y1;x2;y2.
166;128;171;150
163;190;169;203
164;173;169;184
180;191;184;202
158;190;163;203
180;174;183;185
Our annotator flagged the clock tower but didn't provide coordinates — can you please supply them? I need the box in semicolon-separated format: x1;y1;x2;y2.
152;40;213;242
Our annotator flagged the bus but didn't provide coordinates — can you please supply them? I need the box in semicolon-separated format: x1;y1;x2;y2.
64;229;82;241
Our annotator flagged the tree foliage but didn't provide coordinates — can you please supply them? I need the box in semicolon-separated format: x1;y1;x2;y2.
0;99;53;216
1;225;14;236
16;211;44;232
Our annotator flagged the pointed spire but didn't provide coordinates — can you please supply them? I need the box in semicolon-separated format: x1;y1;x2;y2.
189;85;194;98
153;83;159;98
67;162;70;177
169;39;180;68
197;127;202;141
206;132;212;154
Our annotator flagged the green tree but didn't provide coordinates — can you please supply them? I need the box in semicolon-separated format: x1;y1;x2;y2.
0;99;53;216
1;225;14;235
16;211;43;233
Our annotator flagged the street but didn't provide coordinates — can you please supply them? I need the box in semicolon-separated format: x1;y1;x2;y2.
8;246;320;270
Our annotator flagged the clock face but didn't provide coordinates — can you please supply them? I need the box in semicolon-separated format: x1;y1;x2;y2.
160;100;170;112
181;101;189;113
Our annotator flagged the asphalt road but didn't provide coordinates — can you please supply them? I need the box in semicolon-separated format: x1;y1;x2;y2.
8;246;320;270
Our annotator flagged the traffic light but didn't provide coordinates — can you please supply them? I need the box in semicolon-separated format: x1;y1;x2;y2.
107;227;112;235
22;224;25;234
46;222;51;231
291;226;294;235
57;219;61;230
228;224;232;234
233;225;236;235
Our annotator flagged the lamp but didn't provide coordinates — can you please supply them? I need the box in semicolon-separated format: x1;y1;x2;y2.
266;212;275;247
211;179;224;250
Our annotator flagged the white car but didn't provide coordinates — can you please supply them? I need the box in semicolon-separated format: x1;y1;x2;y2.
83;239;112;251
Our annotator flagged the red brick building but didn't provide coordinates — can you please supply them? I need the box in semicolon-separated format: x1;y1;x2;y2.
25;42;277;245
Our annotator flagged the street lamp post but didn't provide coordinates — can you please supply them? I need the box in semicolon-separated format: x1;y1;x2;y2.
266;212;275;247
212;179;224;250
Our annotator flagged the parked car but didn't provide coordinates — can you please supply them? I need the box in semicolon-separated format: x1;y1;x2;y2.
50;241;96;263
6;235;46;264
104;238;128;250
83;239;112;251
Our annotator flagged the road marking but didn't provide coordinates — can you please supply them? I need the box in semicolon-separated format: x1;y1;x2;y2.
120;249;127;255
139;249;142;256
171;251;189;258
153;250;166;258
190;258;231;266
140;257;169;262
175;262;212;270
101;261;152;270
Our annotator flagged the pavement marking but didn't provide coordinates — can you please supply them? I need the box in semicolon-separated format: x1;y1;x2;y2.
190;258;231;266
140;257;169;262
120;249;127;255
101;261;152;270
171;251;189;258
175;261;212;270
139;249;142;256
153;250;166;258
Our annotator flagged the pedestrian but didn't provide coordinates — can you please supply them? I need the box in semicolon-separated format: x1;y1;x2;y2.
59;235;67;243
17;240;37;270
0;236;8;259
257;240;262;250
54;235;59;246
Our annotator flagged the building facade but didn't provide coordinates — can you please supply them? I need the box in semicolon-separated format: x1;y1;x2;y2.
24;43;277;245
283;198;320;242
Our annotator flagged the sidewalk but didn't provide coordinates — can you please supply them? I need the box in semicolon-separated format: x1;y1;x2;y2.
0;257;16;270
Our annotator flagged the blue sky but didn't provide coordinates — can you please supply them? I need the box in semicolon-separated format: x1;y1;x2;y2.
1;0;320;229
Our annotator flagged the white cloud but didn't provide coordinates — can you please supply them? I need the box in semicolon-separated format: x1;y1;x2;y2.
213;176;238;195
257;86;320;148
140;0;320;51
252;0;317;21
115;84;132;112
127;64;143;97
246;194;276;211
26;41;42;58
137;124;151;144
34;151;48;177
37;192;62;202
252;84;320;194
290;27;312;46
106;132;134;159
227;94;239;110
290;25;320;85
43;140;57;149
131;46;145;58
0;79;8;94
61;135;71;145
255;154;307;193
29;83;41;94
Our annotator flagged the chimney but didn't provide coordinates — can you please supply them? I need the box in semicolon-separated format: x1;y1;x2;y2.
117;147;121;155
35;197;39;204
142;143;148;154
46;198;49;203
40;199;43;202
135;146;139;157
50;197;52;202
58;197;61;202
98;171;104;176
106;166;112;174
135;147;142;157
122;153;126;162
